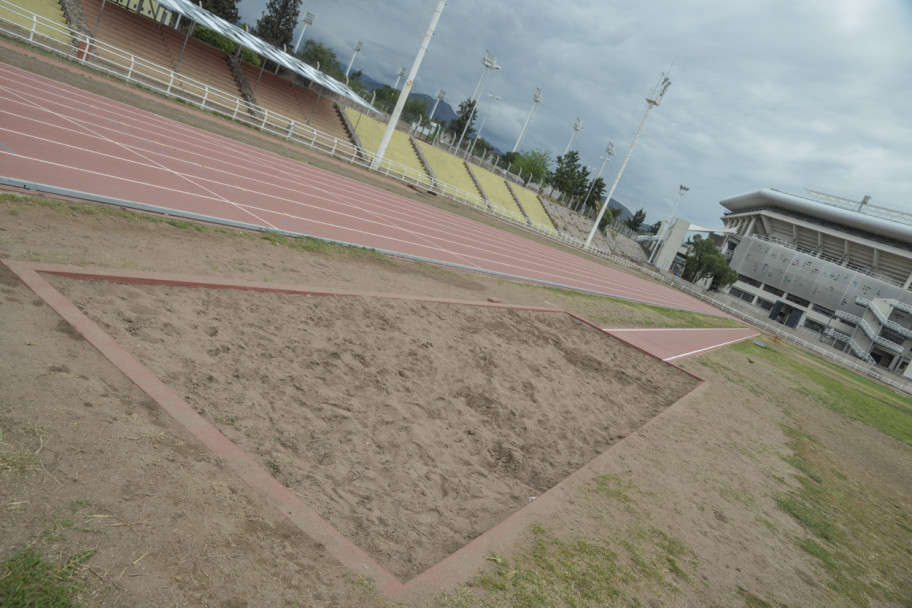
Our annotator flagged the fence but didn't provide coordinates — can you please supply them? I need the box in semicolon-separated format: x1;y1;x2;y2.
0;0;634;264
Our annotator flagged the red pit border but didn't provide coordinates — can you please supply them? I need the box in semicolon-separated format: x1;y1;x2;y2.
3;259;704;599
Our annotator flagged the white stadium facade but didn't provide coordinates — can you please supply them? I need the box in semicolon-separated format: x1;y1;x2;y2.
716;189;912;377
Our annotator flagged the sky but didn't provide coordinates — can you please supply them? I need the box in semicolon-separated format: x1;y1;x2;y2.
236;0;912;229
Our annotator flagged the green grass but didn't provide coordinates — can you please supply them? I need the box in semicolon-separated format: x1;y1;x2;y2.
0;548;95;607
730;339;912;447
774;426;912;606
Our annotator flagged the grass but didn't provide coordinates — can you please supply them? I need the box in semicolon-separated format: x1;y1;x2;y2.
0;193;390;264
439;476;696;607
0;425;44;474
773;427;912;606
0;548;95;607
534;284;742;329
730;339;912;447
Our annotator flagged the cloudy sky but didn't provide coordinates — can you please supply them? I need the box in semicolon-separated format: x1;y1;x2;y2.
236;0;912;229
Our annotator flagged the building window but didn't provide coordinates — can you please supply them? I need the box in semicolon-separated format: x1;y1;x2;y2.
762;285;785;297
728;287;754;303
756;298;774;311
786;293;810;307
804;318;826;333
812;304;835;316
738;274;761;288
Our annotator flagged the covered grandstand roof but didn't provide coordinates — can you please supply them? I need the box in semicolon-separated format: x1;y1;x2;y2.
720;188;912;244
154;0;373;110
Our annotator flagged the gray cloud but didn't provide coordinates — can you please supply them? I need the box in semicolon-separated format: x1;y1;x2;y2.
238;0;912;227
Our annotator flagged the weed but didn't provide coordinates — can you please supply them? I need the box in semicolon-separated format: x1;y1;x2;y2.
0;547;94;607
264;459;281;476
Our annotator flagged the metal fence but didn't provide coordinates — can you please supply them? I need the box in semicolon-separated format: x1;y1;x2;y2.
0;0;633;264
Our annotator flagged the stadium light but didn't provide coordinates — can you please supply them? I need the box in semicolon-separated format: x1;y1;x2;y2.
581;142;615;212
430;89;446;121
585;71;671;248
345;41;363;78
512;87;542;154
455;50;500;152
563;117;583;157
292;11;316;55
371;0;447;170
393;66;407;89
466;94;501;159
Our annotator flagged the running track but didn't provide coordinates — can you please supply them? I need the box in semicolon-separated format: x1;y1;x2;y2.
0;60;725;317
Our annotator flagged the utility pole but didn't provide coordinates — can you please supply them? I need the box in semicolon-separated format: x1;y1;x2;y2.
585;72;671;247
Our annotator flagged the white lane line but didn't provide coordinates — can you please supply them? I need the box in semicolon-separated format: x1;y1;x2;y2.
663;333;760;362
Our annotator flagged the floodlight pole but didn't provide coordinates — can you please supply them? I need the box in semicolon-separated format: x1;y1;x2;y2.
466;94;500;159
512;87;542;153
371;0;446;170
581;142;615;210
563;117;582;156
393;66;406;89
293;12;315;55
345;41;363;78
585;73;671;248
430;89;446;121
455;50;500;153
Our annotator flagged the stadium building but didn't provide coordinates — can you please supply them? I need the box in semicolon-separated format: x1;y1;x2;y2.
718;189;912;376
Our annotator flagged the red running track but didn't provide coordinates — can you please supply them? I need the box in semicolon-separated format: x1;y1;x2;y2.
0;60;724;317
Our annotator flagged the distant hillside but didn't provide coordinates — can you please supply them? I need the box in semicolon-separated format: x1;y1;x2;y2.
605;198;632;222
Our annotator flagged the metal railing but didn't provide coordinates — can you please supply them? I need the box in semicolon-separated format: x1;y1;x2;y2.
0;0;638;266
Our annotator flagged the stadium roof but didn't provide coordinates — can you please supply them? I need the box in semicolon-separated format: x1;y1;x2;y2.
721;188;912;244
155;0;374;110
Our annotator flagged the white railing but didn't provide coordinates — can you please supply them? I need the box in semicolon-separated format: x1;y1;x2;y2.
0;0;636;267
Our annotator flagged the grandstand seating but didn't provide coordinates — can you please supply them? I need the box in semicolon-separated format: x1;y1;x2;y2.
158;29;244;111
510;183;557;233
414;140;480;198
81;0;177;77
344;108;432;187
240;61;350;142
1;0;71;45
469;165;525;221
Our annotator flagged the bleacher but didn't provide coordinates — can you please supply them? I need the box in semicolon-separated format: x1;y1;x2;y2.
414;140;480;197
0;0;71;45
81;0;177;79
344;108;432;187
511;184;557;233
470;165;526;220
240;62;350;142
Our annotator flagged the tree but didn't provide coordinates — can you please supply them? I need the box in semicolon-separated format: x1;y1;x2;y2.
447;98;477;139
254;0;301;48
549;151;590;199
624;208;647;232
583;176;606;212
201;0;239;23
508;149;551;183
681;235;738;287
296;39;341;77
370;86;429;123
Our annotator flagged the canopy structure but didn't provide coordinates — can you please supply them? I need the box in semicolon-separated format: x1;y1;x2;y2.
154;0;374;110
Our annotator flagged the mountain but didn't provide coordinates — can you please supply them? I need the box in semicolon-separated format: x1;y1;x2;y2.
605;198;633;223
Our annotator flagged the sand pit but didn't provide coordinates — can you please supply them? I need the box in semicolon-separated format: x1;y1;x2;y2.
51;277;698;580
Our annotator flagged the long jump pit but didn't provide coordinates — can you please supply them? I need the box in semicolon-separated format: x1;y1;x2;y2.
4;260;700;599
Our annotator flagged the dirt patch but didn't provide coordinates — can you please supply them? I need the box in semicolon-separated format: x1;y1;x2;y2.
49;277;696;579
